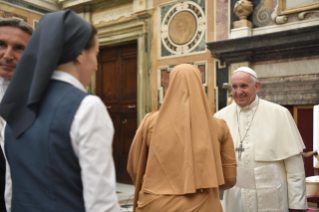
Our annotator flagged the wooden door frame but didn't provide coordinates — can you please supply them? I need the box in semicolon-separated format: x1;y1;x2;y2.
293;105;316;172
293;105;316;206
293;105;313;124
94;18;152;125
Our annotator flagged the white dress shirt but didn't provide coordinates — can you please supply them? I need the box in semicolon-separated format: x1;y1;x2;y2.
0;76;9;131
4;71;121;212
0;77;12;212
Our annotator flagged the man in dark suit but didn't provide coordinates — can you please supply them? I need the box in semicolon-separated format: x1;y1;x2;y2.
0;18;33;212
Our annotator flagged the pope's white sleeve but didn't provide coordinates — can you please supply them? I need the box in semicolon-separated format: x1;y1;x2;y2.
284;154;307;210
70;95;121;212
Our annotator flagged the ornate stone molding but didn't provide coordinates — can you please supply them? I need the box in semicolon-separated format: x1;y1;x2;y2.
58;0;92;9
298;10;319;20
271;6;287;24
272;0;319;24
133;0;146;13
159;1;207;58
92;4;133;25
207;25;319;64
272;9;319;24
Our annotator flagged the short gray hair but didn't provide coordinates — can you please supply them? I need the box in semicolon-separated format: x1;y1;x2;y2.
250;75;258;85
0;18;33;35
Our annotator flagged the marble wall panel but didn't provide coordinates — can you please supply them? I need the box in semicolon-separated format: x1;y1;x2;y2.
253;58;319;78
258;74;319;105
215;0;229;41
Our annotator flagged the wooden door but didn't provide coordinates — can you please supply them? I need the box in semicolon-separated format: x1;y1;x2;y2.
284;105;314;177
294;106;314;177
96;42;137;184
284;105;316;205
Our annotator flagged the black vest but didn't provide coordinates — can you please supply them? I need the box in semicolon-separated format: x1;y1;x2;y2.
5;81;87;212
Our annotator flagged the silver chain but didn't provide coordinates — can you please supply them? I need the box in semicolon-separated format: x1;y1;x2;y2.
236;98;260;147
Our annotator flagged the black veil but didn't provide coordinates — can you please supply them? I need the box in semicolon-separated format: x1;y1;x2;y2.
0;10;92;138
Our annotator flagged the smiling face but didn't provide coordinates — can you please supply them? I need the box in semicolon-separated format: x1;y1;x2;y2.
231;71;261;108
0;26;31;80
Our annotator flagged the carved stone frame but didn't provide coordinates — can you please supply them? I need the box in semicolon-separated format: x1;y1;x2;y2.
278;0;319;15
96;17;152;124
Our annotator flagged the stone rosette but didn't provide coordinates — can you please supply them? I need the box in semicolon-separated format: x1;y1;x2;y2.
161;1;206;56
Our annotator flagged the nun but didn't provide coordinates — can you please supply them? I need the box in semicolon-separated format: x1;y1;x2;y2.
127;64;237;212
0;10;120;212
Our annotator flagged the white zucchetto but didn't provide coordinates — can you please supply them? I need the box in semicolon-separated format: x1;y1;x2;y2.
233;67;258;79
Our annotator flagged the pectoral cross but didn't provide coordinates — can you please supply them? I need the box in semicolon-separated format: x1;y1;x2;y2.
236;143;245;160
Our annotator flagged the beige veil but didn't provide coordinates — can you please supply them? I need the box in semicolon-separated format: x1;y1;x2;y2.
142;64;225;195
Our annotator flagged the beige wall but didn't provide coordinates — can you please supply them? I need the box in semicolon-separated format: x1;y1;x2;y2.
0;3;43;28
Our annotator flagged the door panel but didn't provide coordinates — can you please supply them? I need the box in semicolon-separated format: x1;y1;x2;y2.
121;56;138;100
296;107;314;177
101;59;120;100
120;114;138;154
97;42;137;184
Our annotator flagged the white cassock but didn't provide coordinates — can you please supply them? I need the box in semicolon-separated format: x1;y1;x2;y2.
3;71;121;212
215;96;307;212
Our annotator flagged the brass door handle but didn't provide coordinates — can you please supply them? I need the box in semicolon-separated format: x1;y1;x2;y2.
128;105;136;108
106;106;112;109
123;119;127;124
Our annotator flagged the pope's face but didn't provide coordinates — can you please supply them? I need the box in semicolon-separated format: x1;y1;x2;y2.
0;26;31;80
231;71;261;108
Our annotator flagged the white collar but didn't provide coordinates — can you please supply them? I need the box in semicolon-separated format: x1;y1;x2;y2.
237;95;259;112
0;77;10;103
0;77;10;88
51;70;87;93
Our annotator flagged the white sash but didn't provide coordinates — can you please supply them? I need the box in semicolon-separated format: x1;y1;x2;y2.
236;164;285;212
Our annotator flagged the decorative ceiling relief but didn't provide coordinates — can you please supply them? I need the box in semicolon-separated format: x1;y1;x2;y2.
92;4;133;25
159;0;206;58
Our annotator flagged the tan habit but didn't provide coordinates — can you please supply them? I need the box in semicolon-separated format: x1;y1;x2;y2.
127;64;237;211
